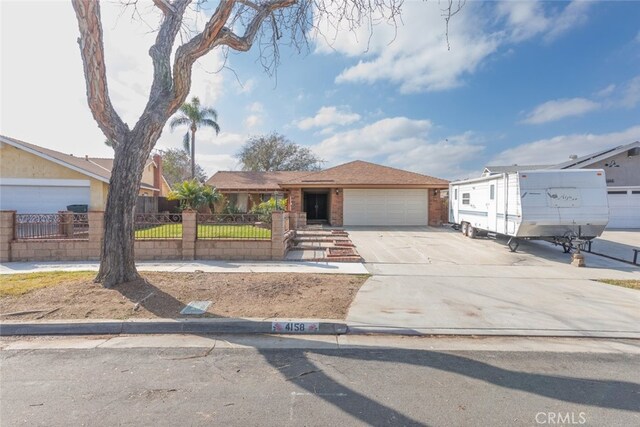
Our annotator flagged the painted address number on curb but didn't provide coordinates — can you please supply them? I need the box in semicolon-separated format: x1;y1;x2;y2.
272;322;320;333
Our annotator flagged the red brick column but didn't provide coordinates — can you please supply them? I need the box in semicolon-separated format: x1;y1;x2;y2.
0;211;16;262
428;189;444;226
182;210;197;260
330;189;343;226
289;189;302;213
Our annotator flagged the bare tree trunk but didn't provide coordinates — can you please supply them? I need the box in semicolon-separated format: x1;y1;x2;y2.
191;128;196;179
95;133;151;288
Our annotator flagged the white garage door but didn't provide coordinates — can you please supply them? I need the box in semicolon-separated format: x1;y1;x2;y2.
607;188;640;229
343;189;428;226
0;179;91;214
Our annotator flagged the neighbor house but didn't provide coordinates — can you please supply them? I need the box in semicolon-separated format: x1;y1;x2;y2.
483;141;640;228
0;135;171;213
208;160;449;226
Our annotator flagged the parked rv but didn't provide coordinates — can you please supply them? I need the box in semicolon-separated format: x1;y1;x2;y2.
449;169;609;251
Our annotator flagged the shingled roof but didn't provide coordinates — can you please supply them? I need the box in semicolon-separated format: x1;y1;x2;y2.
283;160;448;186
207;171;310;191
207;160;448;190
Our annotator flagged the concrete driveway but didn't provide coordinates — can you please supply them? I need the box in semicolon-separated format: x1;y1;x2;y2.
345;227;640;337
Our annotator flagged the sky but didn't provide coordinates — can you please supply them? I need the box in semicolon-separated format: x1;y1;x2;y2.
1;0;639;180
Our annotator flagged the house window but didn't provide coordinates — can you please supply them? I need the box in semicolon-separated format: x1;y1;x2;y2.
462;193;470;205
260;193;272;202
490;185;495;200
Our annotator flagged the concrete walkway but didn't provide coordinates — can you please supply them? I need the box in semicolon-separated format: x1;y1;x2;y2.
345;227;640;338
0;260;369;275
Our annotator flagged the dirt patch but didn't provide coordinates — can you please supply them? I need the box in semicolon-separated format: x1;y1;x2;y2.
0;272;368;320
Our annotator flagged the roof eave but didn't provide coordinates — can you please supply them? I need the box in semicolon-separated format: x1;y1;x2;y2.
1;135;111;184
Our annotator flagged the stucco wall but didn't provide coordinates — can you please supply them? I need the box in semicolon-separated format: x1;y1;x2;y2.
587;151;640;187
0;144;107;210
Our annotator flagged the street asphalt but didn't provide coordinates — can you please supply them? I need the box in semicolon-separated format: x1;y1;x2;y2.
1;336;639;426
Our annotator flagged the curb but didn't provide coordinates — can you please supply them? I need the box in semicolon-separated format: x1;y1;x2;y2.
346;326;640;340
0;319;348;337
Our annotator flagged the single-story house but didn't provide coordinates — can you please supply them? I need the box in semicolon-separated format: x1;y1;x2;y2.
208;160;449;226
0;135;171;213
483;140;640;228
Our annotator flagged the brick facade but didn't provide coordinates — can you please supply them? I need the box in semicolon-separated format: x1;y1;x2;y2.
329;189;344;226
1;211;293;262
428;188;447;226
289;189;302;213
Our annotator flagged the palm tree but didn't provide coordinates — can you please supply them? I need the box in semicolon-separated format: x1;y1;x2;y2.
169;97;220;179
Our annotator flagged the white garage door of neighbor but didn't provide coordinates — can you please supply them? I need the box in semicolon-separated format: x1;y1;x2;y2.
607;189;640;229
343;189;428;226
0;179;91;214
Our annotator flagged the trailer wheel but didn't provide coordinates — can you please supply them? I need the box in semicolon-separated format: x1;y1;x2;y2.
468;226;477;239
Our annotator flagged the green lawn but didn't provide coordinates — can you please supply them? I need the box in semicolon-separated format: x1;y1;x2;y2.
135;223;271;239
596;279;640;291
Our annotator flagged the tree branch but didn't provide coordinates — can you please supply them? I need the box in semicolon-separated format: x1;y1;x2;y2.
217;0;296;51
153;0;177;15
71;0;128;145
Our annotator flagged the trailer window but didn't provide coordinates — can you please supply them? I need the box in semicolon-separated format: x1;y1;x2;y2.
490;185;495;200
454;189;458;200
462;193;470;205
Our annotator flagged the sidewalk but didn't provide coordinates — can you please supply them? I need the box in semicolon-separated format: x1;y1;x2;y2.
0;260;369;275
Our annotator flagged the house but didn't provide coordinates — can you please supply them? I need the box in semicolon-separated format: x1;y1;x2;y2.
208;160;449;226
484;141;640;228
0;135;171;213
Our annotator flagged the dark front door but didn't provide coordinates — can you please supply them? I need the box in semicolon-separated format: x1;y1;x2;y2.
304;192;328;221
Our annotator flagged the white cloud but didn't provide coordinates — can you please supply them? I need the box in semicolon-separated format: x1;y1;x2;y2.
496;1;549;42
244;115;263;129
296;106;361;130
544;1;592;42
316;1;591;93
497;0;592;43
594;84;616;98
310;117;483;179
236;78;256;94
318;2;500;93
247;102;264;113
522;98;600;124
490;125;640;165
0;1;225;158
620;75;640;109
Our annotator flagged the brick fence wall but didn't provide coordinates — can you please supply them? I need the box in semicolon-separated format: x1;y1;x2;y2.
0;210;292;263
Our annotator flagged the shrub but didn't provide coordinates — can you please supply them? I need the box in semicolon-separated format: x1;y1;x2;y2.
168;180;221;211
250;197;287;223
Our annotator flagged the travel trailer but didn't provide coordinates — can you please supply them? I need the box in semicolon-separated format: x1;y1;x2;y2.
449;169;609;251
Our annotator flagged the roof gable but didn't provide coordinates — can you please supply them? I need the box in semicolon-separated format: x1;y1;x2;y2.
1;135;161;187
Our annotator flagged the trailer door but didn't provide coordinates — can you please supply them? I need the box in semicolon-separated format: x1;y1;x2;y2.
487;182;497;232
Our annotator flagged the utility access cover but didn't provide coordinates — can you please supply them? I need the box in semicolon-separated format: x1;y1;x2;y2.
180;301;212;315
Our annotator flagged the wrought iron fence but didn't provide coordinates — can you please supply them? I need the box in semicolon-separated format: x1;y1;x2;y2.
134;213;182;239
15;213;89;240
197;214;271;240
